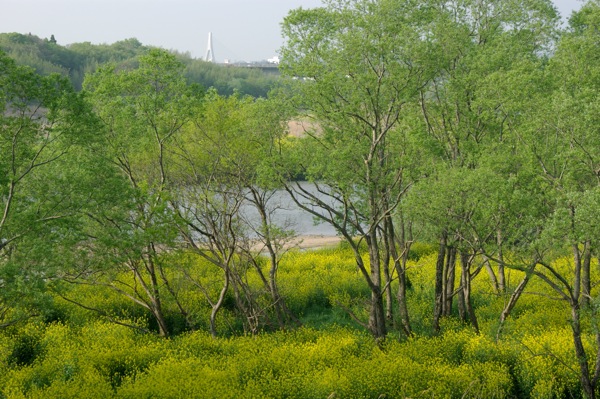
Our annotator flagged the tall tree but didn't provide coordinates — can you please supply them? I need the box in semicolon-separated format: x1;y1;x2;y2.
412;0;558;332
280;0;437;339
0;50;104;324
169;91;298;335
80;49;202;337
520;2;600;396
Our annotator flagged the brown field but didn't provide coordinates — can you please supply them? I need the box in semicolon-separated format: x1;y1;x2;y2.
287;119;322;137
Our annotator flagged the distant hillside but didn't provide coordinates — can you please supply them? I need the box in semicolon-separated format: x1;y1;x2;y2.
0;33;280;97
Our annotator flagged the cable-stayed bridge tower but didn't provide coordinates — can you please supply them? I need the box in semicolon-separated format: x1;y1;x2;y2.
205;32;215;63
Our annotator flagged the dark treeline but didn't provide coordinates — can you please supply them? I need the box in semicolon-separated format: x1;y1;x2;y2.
0;32;279;96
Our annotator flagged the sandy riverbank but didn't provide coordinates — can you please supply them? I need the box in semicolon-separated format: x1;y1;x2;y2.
251;235;343;252
289;235;342;249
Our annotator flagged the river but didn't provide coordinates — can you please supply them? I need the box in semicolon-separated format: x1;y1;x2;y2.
241;182;338;237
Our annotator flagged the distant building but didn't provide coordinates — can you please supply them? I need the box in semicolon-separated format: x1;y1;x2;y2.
267;56;280;65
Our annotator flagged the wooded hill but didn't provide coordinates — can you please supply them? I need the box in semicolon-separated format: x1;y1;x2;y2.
0;33;279;97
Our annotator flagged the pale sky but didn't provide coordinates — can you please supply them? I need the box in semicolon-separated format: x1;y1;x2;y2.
0;0;585;63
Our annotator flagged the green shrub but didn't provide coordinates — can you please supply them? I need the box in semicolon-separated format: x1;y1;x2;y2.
6;323;46;367
408;242;438;261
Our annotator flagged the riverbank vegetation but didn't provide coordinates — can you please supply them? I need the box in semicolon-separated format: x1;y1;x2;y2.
2;0;600;397
0;247;591;398
0;33;279;96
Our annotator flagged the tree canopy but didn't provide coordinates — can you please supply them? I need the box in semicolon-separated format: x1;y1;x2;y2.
0;33;280;96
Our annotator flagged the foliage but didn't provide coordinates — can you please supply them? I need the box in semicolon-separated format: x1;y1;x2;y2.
0;49;115;327
0;33;281;96
181;56;281;98
3;1;600;397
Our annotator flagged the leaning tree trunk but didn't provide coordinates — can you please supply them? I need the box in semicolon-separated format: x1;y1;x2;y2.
209;268;230;338
496;262;536;341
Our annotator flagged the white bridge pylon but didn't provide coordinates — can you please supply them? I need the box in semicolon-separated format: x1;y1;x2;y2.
205;32;215;63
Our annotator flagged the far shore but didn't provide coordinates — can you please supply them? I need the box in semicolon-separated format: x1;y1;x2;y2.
251;234;343;252
289;234;342;250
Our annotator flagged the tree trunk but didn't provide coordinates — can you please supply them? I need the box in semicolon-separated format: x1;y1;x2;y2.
268;255;301;328
457;289;466;321
569;237;597;398
444;247;456;317
381;224;394;324
132;252;170;338
366;231;387;340
266;246;288;328
152;303;170;338
460;251;479;333
574;242;582;305
483;256;500;294
571;302;596;399
158;261;192;330
582;241;592;308
396;263;412;337
231;270;264;335
147;254;169;337
250;188;299;328
433;232;447;333
265;249;285;328
387;217;412;337
210;270;230;338
497;262;536;341
497;229;506;293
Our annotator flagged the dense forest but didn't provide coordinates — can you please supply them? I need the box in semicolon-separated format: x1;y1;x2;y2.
0;33;279;97
2;0;600;397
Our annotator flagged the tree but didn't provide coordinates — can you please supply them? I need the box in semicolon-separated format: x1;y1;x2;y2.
169;91;298;335
236;95;301;330
517;2;600;396
280;0;437;339
0;50;103;325
411;0;558;332
80;49;202;337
